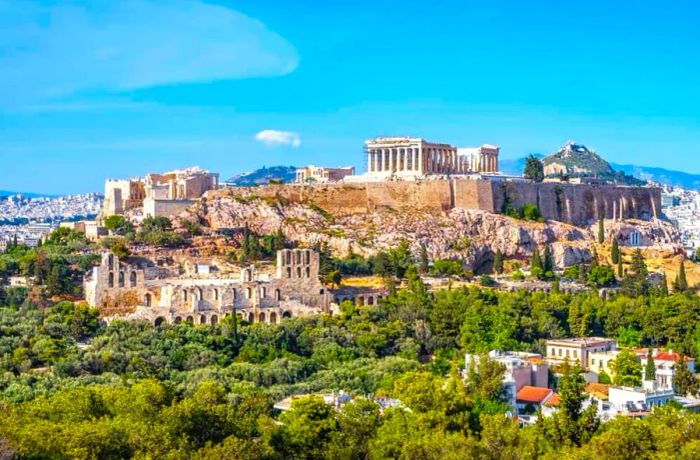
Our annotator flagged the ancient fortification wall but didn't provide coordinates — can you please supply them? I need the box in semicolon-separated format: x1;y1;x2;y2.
221;179;661;227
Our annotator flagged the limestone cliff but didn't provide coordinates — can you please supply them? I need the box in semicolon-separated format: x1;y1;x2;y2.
181;194;679;270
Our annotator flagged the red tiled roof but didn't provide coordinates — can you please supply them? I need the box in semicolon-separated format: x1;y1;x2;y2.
544;393;560;407
655;352;694;362
516;386;553;404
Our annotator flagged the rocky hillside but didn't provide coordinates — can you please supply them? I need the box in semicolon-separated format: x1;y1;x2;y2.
181;193;679;271
543;141;614;177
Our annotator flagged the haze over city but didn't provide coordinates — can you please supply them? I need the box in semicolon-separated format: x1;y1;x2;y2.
2;0;700;194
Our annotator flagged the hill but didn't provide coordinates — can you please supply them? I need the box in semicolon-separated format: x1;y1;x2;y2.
542;141;614;177
0;190;52;199
225;166;296;186
611;163;700;190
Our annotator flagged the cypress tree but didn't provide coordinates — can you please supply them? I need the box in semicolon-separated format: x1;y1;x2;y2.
617;259;623;279
531;249;543;272
543;246;554;274
493;249;504;275
597;218;605;244
611;237;620;264
418;243;429;274
645;348;656;381
660;273;669;296
677;259;688;292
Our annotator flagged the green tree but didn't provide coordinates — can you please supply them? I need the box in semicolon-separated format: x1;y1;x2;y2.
493;249;504;275
418;243;429;274
673;356;699;397
523;155;544;182
644;348;656;381
530;248;543;279
610;348;643;387
588;264;616;287
611;236;620;264
617;326;641;348
674;259;688;292
597;218;605;244
270;396;339;459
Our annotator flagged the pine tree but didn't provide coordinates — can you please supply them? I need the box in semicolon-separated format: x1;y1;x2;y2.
597;218;605;244
523;155;544;182
644;349;656;381
659;273;669;296
630;249;648;280
611;237;620;264
617;259;623;279
418;243;429;274
493;249;504;275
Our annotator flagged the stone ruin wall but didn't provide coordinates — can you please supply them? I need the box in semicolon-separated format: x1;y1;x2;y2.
221;180;661;227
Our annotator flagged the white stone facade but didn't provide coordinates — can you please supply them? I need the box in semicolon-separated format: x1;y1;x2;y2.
295;165;355;183
364;137;499;179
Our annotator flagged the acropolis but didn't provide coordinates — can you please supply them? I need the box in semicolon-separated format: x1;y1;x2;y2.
364;137;500;178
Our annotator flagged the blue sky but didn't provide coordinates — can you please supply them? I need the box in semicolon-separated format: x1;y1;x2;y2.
2;0;700;194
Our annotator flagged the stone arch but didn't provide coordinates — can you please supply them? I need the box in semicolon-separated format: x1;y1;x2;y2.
306;267;310;278
248;312;254;323
130;271;137;287
282;311;292;319
108;272;114;288
118;271;125;288
196;287;203;301
108;254;114;267
183;290;188;302
213;288;219;301
286;267;292;278
154;316;166;327
200;315;207;324
144;293;152;307
246;287;252;299
358;297;365;306
232;288;237;300
270;311;277;324
296;267;302;278
367;296;374;306
258;312;266;323
261;287;267;298
186;316;194;324
275;289;281;301
174;316;182;324
210;315;218;325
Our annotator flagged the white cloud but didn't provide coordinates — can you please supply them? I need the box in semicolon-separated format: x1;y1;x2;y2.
255;130;301;148
0;0;298;106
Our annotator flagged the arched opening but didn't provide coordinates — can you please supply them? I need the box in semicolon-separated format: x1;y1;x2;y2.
377;296;383;302
108;272;114;288
186;316;194;324
286;267;292;278
210;315;218;325
130;271;137;287
183;290;188;302
275;289;281;301
306;267;310;278
232;288;237;300
248;312;254;323
246;287;252;299
200;315;207;324
367;296;374;305
154;316;166;327
144;293;152;307
358;297;365;306
108;254;114;267
270;312;277;324
213;288;219;301
174;316;182;324
261;287;267;298
296;267;302;278
118;271;125;288
259;312;266;323
305;251;310;264
282;311;292;319
197;287;203;301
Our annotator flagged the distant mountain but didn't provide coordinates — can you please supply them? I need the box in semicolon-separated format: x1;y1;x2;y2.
611;163;700;190
225;166;297;186
501;154;700;190
0;190;52;199
542;141;614;177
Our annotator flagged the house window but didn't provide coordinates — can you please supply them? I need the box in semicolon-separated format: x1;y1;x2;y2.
108;272;114;288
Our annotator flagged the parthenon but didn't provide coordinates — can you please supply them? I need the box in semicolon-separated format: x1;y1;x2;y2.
364;137;499;178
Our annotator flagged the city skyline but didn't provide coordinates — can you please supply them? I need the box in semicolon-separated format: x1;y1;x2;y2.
2;0;700;194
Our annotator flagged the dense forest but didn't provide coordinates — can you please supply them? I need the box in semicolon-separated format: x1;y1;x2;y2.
2;227;700;458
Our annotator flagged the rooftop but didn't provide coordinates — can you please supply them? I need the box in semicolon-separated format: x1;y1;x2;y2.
516;386;553;404
546;337;616;347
